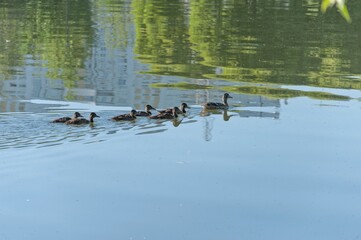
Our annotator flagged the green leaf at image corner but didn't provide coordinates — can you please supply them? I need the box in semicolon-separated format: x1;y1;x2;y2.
337;4;352;23
321;0;333;13
321;0;351;23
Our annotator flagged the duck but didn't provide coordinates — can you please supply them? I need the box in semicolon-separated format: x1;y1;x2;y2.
203;93;233;110
65;112;100;125
157;106;181;115
112;109;137;121
52;112;83;123
179;102;191;113
136;105;157;116
150;107;178;119
158;103;190;114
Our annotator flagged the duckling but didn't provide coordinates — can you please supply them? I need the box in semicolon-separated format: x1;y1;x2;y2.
157;106;181;115
150;107;178;119
179;102;190;113
65;112;99;125
52;112;83;123
203;93;233;110
112;109;137;121
158;103;190;114
136;105;157;116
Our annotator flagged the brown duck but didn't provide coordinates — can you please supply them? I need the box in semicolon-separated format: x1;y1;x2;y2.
65;112;100;125
203;93;233;110
112;109;137;121
158;103;190;114
136;105;157;116
52;112;83;123
150;107;178;119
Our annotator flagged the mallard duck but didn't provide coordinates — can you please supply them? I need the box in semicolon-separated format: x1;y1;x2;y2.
65;112;99;125
203;93;233;110
136;105;157;116
52;112;83;123
158;103;190;114
150;107;178;119
112;109;137;121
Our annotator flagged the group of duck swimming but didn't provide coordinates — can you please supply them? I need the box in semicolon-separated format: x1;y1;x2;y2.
52;93;233;125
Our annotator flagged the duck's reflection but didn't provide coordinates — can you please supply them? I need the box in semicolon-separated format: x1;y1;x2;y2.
223;110;235;121
172;118;182;127
200;108;279;141
200;110;234;141
201;109;236;121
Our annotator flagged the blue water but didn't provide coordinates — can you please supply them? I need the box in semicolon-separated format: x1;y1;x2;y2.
1;96;361;240
1;0;361;239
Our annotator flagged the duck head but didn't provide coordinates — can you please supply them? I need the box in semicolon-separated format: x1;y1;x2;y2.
90;112;100;118
130;109;137;117
74;112;83;118
223;93;232;99
145;105;157;111
180;103;190;113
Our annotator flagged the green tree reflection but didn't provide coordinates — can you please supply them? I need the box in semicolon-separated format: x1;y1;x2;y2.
133;0;361;93
94;0;131;52
0;0;93;94
132;0;211;78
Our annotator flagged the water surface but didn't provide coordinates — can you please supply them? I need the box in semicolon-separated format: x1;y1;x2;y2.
1;1;361;240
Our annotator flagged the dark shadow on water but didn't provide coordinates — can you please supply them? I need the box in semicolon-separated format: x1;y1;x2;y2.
236;110;280;119
201;109;280;121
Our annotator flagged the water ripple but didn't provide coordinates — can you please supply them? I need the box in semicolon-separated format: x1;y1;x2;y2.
0;107;279;150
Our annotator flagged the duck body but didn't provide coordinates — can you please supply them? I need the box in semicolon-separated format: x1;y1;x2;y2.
112;109;137;121
136;105;157;116
150;107;178;119
203;102;228;110
65;112;99;125
158;103;190;114
52;112;83;123
158;106;181;115
203;93;233;110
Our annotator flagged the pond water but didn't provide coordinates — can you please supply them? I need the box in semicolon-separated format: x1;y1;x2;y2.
1;1;361;239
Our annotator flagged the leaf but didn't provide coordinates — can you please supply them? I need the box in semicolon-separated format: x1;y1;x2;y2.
321;0;351;23
337;4;352;23
321;0;334;13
